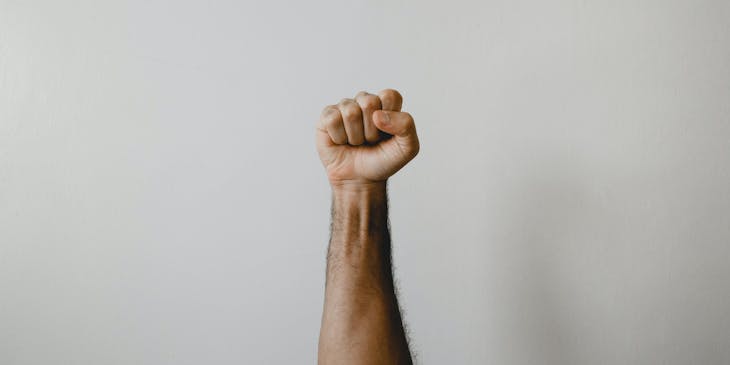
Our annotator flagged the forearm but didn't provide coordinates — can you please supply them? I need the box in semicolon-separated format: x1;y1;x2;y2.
318;182;412;365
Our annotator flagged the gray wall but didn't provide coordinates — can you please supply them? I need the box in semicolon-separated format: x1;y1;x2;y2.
2;0;729;364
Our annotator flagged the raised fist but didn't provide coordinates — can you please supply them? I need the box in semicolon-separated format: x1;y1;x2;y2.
315;89;419;187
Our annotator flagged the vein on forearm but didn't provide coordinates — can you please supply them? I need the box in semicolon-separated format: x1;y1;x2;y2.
320;184;413;364
326;185;393;291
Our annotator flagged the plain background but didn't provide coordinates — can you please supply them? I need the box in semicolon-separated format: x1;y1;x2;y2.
2;0;729;364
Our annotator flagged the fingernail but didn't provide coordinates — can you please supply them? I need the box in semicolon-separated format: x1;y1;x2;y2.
378;110;390;124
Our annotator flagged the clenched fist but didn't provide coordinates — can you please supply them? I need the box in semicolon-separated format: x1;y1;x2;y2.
315;89;419;187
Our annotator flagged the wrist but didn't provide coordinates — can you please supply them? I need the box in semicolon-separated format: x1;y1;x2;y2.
330;179;387;196
329;179;388;244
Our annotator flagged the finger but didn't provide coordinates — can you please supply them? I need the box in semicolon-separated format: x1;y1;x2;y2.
338;98;364;145
372;110;420;158
378;89;403;111
319;105;347;145
355;91;382;144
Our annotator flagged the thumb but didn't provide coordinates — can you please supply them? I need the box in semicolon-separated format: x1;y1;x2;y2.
372;110;420;157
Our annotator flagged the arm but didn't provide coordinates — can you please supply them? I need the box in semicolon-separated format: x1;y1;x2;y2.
315;89;419;365
320;182;410;364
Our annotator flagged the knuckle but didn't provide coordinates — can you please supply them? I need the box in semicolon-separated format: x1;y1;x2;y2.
338;98;354;106
380;88;403;104
319;106;340;128
324;117;340;128
339;102;361;119
358;94;381;110
321;110;341;127
321;104;337;117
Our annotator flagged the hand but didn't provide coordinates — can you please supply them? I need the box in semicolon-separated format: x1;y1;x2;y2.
315;89;419;188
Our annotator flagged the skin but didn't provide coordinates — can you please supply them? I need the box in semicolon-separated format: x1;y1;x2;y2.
315;89;419;365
